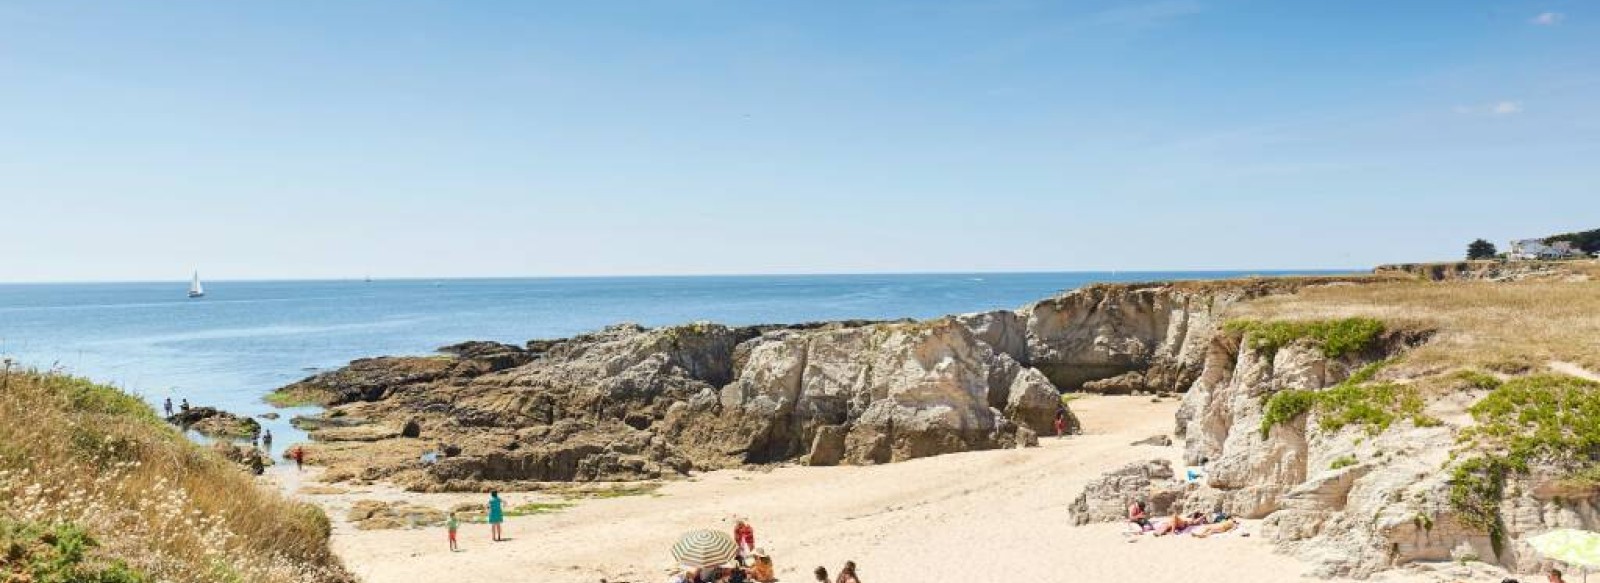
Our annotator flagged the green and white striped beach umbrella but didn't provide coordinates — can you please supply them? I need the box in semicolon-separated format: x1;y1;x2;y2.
1529;529;1600;582
671;529;739;569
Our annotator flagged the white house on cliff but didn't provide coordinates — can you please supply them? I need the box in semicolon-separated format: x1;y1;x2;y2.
1508;238;1587;260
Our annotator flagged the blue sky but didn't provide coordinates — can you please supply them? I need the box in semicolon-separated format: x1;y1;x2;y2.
1;1;1595;281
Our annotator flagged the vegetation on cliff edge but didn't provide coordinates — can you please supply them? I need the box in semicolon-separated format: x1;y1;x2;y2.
1225;317;1386;360
1260;361;1440;437
0;369;352;583
1448;374;1600;556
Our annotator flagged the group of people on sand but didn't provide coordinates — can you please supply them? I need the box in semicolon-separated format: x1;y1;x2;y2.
664;518;862;583
812;562;862;583
442;490;508;552
1126;500;1241;539
668;519;778;583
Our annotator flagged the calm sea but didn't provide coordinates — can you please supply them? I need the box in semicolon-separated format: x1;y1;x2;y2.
0;271;1347;444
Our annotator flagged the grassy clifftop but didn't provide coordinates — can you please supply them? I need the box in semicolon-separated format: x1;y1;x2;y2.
0;369;352;583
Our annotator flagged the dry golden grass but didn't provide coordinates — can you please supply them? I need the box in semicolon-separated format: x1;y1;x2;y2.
0;368;353;583
1230;279;1600;375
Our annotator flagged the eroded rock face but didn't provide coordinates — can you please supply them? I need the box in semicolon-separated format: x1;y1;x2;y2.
1075;324;1600;578
273;277;1375;493
1067;459;1183;525
279;318;1070;490
1021;283;1274;394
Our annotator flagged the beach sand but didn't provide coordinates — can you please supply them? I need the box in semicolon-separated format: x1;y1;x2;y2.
271;396;1476;583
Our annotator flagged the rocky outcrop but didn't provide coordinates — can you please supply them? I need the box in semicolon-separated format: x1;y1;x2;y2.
211;441;271;475
1373;260;1589;282
1071;318;1600;578
1019;278;1372;394
347;500;447;530
278;318;1072;490
169;407;260;439
272;276;1382;492
1067;459;1184;525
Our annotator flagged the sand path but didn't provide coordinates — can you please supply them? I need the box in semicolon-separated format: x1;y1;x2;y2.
280;396;1464;583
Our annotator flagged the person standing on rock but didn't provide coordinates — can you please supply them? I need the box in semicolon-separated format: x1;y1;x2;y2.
261;429;272;450
164;397;173;417
290;446;305;471
180;398;190;412
487;490;505;542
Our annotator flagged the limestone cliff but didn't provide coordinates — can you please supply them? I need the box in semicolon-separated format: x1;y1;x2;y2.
1020;277;1379;393
1075;320;1600;578
278;318;1062;490
273;276;1376;491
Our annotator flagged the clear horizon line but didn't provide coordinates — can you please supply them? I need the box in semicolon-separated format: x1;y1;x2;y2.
0;266;1369;286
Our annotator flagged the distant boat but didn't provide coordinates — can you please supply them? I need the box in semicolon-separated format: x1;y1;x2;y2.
188;271;205;298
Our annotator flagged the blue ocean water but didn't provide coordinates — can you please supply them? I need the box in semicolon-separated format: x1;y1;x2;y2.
0;271;1346;444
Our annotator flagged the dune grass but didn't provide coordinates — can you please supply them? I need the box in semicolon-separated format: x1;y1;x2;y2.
0;369;352;583
1229;279;1600;374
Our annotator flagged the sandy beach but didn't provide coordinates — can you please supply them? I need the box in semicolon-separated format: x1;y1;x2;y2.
267;396;1480;583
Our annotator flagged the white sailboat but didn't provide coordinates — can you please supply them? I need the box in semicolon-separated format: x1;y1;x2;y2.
188;271;205;298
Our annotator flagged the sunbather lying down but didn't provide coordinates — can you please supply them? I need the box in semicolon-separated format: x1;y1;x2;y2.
1191;518;1239;538
1151;513;1193;536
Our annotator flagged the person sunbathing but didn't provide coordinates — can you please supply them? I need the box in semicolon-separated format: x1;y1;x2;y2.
1151;513;1188;536
1191;518;1239;538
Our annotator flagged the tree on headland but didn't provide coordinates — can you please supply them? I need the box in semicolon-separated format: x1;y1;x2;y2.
1545;228;1600;255
1467;239;1497;260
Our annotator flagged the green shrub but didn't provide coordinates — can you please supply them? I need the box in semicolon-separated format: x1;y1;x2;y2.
1330;455;1358;470
1261;390;1318;437
1225;317;1386;359
1450;370;1503;391
1448;374;1600;558
1316;381;1432;435
0;518;151;583
1259;360;1439;437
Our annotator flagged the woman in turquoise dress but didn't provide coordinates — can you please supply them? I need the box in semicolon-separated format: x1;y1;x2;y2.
487;490;505;542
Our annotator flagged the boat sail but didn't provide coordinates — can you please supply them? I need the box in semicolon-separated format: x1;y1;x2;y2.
188;271;205;298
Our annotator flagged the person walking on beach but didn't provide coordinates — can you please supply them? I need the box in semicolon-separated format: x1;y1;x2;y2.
834;561;860;583
290;446;305;471
1053;409;1068;438
487;490;505;542
446;511;460;552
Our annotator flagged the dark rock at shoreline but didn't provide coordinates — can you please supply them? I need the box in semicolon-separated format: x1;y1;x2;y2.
169;406;261;439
